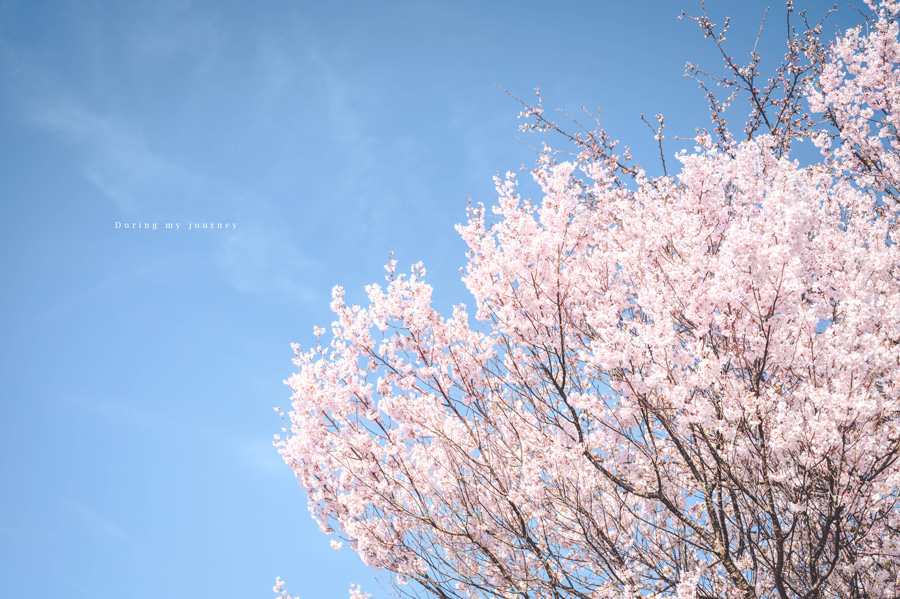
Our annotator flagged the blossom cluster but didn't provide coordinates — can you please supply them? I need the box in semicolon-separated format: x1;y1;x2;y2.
277;3;900;598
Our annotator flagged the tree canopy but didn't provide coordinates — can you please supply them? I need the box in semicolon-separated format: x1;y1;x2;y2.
277;2;900;598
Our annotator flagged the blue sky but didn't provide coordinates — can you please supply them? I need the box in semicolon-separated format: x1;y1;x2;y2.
0;1;858;598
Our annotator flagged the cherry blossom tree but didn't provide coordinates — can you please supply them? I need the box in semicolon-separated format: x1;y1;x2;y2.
276;2;900;598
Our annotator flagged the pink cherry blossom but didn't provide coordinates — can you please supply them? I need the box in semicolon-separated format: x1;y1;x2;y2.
277;3;900;598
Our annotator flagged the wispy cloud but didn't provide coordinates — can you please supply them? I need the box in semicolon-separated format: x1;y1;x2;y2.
0;12;319;303
29;101;191;215
63;391;285;478
217;223;317;302
62;393;170;434
64;500;127;543
250;20;439;257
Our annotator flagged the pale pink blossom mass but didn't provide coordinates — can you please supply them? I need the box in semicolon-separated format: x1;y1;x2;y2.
277;2;900;598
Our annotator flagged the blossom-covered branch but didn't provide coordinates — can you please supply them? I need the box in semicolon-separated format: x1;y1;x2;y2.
277;2;900;598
